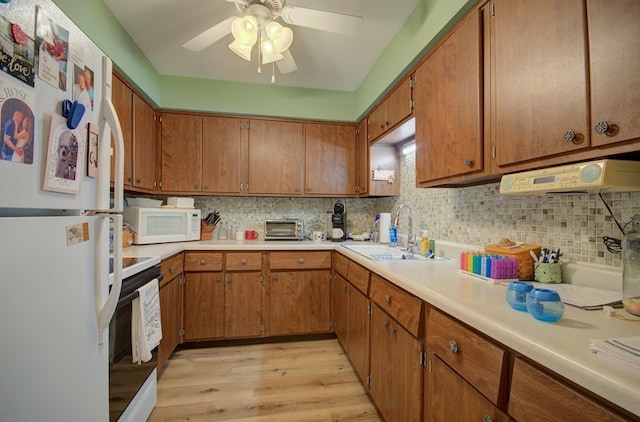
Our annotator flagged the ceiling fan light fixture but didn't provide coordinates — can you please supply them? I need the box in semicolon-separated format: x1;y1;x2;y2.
228;39;254;61
261;39;284;64
269;24;293;52
231;16;258;46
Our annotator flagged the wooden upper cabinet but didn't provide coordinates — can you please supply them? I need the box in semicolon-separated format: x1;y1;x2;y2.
131;94;155;190
492;0;589;167
587;0;640;147
160;113;202;192
368;77;413;143
355;119;369;195
111;75;132;186
414;8;484;184
202;116;246;194
247;119;304;195
304;123;356;196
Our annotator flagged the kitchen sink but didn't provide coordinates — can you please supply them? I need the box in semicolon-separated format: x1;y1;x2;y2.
341;244;450;261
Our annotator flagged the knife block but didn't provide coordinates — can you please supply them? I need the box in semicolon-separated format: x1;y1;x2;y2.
200;220;216;241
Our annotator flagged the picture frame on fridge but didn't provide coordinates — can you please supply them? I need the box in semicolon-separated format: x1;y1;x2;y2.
43;112;85;194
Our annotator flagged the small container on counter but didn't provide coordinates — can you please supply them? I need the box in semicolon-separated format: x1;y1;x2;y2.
526;288;564;322
506;281;534;311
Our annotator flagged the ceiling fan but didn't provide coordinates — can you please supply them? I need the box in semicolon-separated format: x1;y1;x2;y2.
182;0;364;80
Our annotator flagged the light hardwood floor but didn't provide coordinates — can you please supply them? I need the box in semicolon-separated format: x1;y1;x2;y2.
149;339;383;421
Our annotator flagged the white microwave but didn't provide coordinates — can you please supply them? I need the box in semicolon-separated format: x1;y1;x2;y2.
123;207;201;245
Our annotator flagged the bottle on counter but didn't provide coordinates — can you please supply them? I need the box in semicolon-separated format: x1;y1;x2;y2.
623;214;640;316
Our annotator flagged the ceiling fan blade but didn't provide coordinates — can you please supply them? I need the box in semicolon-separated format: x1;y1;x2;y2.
182;16;236;52
280;6;364;35
276;49;297;74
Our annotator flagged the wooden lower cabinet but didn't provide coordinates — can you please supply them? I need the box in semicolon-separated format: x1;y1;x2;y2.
183;272;224;341
370;303;422;422
509;358;629;422
269;270;331;335
332;272;370;385
224;271;263;338
426;355;509;422
157;253;184;371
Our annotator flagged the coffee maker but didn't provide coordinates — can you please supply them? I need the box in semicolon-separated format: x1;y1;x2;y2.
331;200;347;242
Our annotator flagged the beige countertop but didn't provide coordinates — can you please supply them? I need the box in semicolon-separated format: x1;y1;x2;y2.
123;239;640;417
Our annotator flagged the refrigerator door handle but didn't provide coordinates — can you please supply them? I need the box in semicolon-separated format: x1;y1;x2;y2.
99;56;125;213
97;214;122;345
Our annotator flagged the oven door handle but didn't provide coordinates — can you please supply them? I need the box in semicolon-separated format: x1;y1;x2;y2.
97;214;122;345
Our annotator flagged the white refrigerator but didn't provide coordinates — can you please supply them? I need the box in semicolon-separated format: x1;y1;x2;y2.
0;0;126;420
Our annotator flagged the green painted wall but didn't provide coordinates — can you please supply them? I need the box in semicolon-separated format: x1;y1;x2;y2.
53;0;476;121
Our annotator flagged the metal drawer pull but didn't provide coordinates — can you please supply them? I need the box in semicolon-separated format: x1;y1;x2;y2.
389;326;396;335
241;259;247;265
199;259;206;265
298;258;305;264
385;294;391;303
449;340;458;354
382;320;388;328
483;415;495;422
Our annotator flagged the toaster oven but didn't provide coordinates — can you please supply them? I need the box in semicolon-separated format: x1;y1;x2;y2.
264;219;304;241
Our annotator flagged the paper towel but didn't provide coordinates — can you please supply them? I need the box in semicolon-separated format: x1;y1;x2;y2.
379;213;391;243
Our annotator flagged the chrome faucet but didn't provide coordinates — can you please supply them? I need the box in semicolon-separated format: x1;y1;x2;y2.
394;204;415;252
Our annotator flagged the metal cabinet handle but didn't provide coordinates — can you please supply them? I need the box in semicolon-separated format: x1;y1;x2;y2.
382;320;388;328
136;178;141;183
389;326;396;335
215;275;221;283
563;130;576;143
240;259;247;265
199;259;206;266
449;340;459;354
595;121;610;135
227;276;232;284
203;184;209;190
343;285;348;292
385;294;391;303
298;258;305;264
169;266;174;274
273;275;279;282
464;158;473;167
483;415;495;422
193;184;199;190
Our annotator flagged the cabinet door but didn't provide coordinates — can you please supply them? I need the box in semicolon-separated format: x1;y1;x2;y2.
225;271;263;338
415;9;483;183
183;272;224;341
587;0;640;147
111;75;132;186
348;285;370;386
132;94;155;190
247;119;304;195
304;123;356;195
367;104;387;143
158;273;182;371
388;318;422;422
202;116;246;194
493;0;589;166
269;270;331;336
385;77;413;131
369;304;392;421
426;355;509;422
160;113;202;192
333;273;350;350
355;119;369;195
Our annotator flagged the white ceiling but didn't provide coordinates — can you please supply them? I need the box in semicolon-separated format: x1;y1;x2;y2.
103;0;419;91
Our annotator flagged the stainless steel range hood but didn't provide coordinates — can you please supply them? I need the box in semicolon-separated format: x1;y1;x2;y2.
499;159;640;195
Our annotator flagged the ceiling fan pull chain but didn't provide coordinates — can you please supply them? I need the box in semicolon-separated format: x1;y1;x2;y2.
272;61;276;84
257;32;262;74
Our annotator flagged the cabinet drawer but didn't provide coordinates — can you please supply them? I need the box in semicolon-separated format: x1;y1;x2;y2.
160;253;183;288
334;252;349;277
427;308;508;406
226;252;262;271
184;252;223;272
270;251;331;270
509;358;626;421
347;260;370;295
369;274;422;336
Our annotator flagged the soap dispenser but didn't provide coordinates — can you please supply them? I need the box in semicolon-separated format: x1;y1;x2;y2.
419;229;430;256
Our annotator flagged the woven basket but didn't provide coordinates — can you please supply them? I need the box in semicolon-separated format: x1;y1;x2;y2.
484;243;541;281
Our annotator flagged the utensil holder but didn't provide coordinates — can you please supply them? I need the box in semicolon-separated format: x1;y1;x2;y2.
534;262;562;284
200;220;216;241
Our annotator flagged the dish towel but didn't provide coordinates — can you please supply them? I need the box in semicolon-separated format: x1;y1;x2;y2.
132;278;162;365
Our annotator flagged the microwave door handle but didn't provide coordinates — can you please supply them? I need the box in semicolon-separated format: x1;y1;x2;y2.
99;56;124;213
97;214;122;345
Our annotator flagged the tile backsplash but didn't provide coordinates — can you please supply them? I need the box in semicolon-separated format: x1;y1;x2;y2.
165;150;638;268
